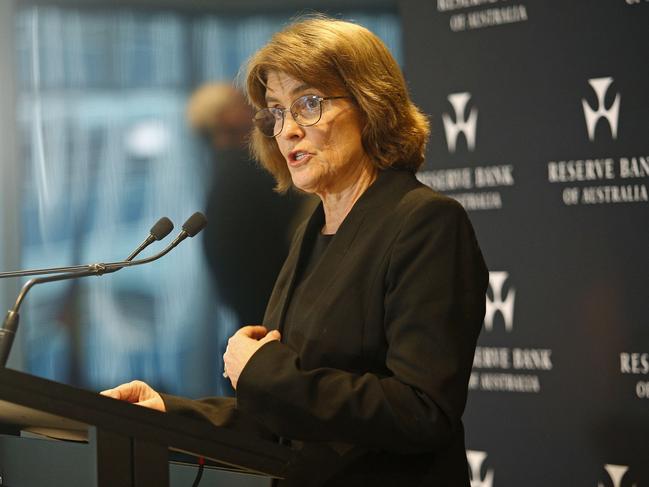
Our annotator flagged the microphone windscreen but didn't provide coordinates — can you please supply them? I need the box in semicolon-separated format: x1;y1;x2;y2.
150;217;174;240
182;212;208;237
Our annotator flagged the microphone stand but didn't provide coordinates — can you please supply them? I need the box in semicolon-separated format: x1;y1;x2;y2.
0;212;206;367
0;268;100;367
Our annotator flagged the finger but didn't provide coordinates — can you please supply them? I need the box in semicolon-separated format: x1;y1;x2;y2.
100;388;120;399
259;330;281;345
236;325;267;337
235;325;268;339
103;381;147;403
100;383;132;401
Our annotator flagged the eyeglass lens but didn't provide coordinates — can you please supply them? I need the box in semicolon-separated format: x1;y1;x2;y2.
254;95;323;137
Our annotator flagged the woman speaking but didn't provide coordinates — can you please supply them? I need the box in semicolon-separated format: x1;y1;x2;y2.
103;16;488;486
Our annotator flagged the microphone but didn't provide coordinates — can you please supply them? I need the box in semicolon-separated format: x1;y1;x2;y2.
126;217;174;261
98;212;207;275
168;211;209;248
0;212;207;367
0;216;175;279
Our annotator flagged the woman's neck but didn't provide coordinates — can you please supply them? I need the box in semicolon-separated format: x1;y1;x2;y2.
317;164;378;235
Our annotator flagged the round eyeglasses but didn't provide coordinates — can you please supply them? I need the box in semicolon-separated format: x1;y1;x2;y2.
253;94;348;137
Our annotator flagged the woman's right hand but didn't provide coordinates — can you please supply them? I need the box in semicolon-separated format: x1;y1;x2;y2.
100;380;166;412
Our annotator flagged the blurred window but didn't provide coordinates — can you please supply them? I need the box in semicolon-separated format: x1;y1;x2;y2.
14;4;401;396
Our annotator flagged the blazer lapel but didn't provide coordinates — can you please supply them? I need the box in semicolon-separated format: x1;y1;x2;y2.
293;207;369;321
273;209;321;334
272;199;369;334
272;169;411;332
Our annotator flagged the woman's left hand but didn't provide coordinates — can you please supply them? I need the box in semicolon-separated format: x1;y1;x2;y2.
223;325;281;389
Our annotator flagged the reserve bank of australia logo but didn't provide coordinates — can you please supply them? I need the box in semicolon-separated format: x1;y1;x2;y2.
598;464;637;487
484;271;515;332
582;77;620;141
442;92;478;153
467;450;494;487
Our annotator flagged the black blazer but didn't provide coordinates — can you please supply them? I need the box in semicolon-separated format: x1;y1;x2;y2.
164;169;488;486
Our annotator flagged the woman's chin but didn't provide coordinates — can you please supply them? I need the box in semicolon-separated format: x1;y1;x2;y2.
290;174;322;195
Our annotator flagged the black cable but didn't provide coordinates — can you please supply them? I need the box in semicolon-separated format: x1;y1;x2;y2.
191;456;205;487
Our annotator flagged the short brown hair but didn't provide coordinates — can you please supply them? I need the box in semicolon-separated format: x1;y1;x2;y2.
245;16;430;192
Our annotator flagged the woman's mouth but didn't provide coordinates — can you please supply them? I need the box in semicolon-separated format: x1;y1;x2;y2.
288;150;312;166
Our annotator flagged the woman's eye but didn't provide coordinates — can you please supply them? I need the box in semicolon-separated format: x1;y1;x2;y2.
304;98;319;111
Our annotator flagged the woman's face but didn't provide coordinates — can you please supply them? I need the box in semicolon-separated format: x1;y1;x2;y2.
264;71;369;195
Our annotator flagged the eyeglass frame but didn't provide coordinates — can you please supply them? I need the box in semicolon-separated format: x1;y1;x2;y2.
253;94;349;138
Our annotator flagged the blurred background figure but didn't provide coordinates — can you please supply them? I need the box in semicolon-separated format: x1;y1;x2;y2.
187;83;309;325
187;83;252;152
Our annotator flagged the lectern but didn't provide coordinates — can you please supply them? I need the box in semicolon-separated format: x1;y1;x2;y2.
0;367;296;486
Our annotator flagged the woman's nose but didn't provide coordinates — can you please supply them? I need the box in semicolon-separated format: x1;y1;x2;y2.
280;112;305;140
